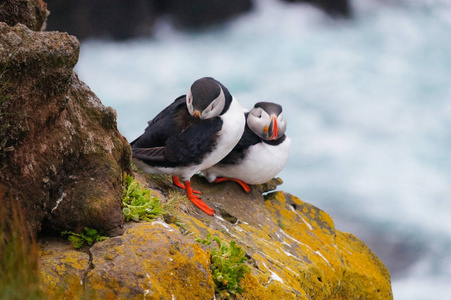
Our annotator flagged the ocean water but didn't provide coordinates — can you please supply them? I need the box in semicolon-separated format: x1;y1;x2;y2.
75;0;451;298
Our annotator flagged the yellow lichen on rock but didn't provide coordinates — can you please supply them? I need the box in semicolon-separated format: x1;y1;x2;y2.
178;185;392;300
86;221;215;299
334;231;393;299
38;176;392;299
39;240;89;299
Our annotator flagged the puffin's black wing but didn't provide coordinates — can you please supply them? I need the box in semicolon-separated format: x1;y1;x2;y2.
130;95;193;148
132;115;223;167
132;147;166;161
165;117;223;165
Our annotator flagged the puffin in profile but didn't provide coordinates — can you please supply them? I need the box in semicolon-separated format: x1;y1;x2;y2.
203;102;290;192
131;77;245;216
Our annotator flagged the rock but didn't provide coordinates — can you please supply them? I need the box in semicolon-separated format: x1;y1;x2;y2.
0;21;131;236
318;0;352;17
44;0;159;40
44;0;253;40
42;0;353;41
0;0;49;31
39;238;89;298
88;221;214;299
39;174;393;299
281;0;352;18
182;176;392;299
40;221;215;299
170;0;253;29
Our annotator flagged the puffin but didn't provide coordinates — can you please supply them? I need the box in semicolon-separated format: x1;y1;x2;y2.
202;102;290;192
130;77;245;216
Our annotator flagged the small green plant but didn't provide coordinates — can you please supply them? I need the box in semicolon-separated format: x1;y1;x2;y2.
197;234;251;299
61;227;107;249
122;173;164;221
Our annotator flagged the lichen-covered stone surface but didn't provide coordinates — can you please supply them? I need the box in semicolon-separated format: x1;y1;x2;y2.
182;176;393;299
40;174;393;299
40;221;215;299
0;22;131;235
87;221;214;299
39;238;88;298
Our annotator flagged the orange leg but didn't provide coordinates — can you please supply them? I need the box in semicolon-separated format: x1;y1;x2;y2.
172;176;201;194
213;177;251;193
184;180;215;216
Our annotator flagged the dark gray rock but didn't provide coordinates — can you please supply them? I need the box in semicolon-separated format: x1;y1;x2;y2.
281;0;352;18
44;0;253;40
44;0;159;40
170;0;253;29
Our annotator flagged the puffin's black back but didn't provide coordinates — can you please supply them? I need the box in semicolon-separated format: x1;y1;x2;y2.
131;94;224;167
130;96;193;148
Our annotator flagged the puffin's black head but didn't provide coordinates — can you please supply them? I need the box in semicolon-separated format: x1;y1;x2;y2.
247;102;287;141
186;77;231;119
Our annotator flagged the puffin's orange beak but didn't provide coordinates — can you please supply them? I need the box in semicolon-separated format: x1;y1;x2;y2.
193;110;201;118
269;115;278;140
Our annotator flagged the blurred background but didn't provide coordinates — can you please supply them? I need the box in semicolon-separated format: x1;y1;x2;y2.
45;0;451;298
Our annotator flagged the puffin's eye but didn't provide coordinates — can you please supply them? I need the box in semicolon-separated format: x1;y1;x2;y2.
211;104;215;111
188;98;191;103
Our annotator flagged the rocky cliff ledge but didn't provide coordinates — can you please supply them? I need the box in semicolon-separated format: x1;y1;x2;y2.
40;174;392;299
1;2;391;299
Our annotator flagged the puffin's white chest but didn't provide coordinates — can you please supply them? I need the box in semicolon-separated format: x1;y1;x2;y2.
204;137;291;184
175;98;245;180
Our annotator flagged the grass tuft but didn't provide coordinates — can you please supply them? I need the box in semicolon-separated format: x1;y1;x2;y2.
0;202;44;299
197;234;251;299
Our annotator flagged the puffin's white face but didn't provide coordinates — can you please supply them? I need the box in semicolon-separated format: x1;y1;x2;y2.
186;85;225;119
247;106;287;140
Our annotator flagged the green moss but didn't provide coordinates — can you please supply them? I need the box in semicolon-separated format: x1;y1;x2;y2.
122;173;187;232
197;234;251;299
122;173;164;221
61;227;107;249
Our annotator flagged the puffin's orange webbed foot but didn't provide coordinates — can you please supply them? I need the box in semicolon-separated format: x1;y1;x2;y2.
172;176;201;194
184;180;214;216
213;177;251;193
